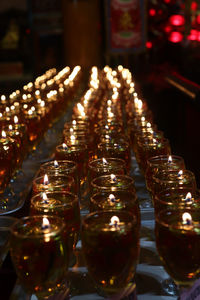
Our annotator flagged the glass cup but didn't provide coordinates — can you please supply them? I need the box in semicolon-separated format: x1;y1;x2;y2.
10;215;68;298
30;191;81;252
37;160;79;194
88;158;127;184
155;208;200;291
81;210;140;297
91;174;136;196
32;174;76;196
97;141;131;172
145;155;185;195
54;143;88;184
153;187;200;216
90;190;140;229
135;137;171;174
151;169;197;199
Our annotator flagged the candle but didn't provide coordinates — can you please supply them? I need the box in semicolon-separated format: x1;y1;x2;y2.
155;208;200;288
10;215;68;298
32;174;76;196
81;211;140;297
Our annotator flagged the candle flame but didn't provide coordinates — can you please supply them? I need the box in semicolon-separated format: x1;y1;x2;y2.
72;120;76;125
178;170;183;177
14;116;18;124
110;215;120;226
70;135;76;143
2;130;6;138
54;160;59;168
9;125;13;130
44;174;49;185
108;194;116;203
107;100;112;106
103;158;108;164
137;99;143;109
182;212;193;225
70;128;74;133
42;217;50;228
168;155;172;163
185;192;192;202
62;143;68;150
110;174;117;182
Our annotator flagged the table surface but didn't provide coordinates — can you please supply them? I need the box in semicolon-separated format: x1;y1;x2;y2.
0;87;178;300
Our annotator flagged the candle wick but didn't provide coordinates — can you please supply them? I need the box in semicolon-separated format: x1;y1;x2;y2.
41;224;49;230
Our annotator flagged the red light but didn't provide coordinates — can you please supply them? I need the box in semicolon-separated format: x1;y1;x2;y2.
149;8;156;17
187;29;198;41
169;31;183;43
169;15;185;26
196;15;200;24
197;31;200;42
26;28;31;34
146;41;152;49
164;0;171;3
164;25;172;33
191;2;198;11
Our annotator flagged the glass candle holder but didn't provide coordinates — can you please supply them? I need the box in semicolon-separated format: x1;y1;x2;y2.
135;137;171;174
37;160;78;192
32;174;76;196
10;215;68;298
0;138;15;194
151;169;197;199
91;174;135;195
54;143;88;184
97;141;131;171
145;155;185;194
30;191;80;252
90;190;140;229
88;158;127;184
153;187;200;216
155;208;200;290
81;210;140;297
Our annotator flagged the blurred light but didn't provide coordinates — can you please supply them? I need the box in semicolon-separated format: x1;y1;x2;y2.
146;41;152;49
149;8;156;17
164;25;172;33
169;15;185;26
191;1;198;11
169;31;183;43
196;15;200;24
187;29;198;41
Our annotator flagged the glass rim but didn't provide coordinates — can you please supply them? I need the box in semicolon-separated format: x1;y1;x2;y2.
155;207;200;229
82;210;137;230
11;215;65;238
40;159;77;170
56;143;87;152
91;174;134;188
31;190;78;208
88;157;126;170
152;169;196;183
147;154;184;166
33;174;75;186
97;140;130;149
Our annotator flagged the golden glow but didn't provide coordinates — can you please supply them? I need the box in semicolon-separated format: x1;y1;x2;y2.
182;212;192;225
44;174;49;185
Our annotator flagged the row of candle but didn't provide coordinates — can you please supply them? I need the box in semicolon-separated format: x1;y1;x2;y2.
124;69;200;291
8;65;142;298
8;64;200;298
0;66;82;198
